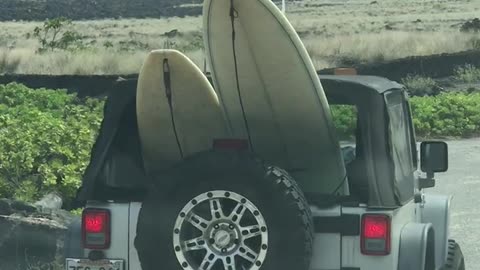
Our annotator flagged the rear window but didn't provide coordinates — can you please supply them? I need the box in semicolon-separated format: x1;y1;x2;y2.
330;104;358;144
330;104;358;165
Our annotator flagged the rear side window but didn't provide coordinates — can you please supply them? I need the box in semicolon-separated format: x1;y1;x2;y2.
331;104;358;144
385;91;415;202
331;104;358;165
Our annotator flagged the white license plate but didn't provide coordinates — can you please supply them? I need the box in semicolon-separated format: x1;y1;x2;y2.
66;258;124;270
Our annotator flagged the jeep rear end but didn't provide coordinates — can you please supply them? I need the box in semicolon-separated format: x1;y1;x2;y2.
66;74;459;270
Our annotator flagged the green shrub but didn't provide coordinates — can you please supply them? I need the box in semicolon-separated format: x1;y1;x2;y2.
331;92;480;139
454;64;480;83
401;75;441;96
70;208;84;216
410;92;480;138
0;83;104;204
331;105;357;140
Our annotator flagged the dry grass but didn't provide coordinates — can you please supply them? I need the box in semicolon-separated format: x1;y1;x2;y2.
305;31;480;68
287;0;480;34
0;48;205;75
0;17;206;74
0;0;479;74
454;64;480;83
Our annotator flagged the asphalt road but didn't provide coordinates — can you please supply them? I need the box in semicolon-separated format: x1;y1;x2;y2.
430;138;480;268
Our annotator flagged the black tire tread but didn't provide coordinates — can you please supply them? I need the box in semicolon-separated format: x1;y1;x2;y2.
265;166;314;265
442;239;465;270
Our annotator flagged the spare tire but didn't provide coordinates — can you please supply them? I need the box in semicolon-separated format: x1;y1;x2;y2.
135;150;314;270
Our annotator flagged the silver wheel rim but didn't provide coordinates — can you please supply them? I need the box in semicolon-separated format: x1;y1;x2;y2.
173;190;268;270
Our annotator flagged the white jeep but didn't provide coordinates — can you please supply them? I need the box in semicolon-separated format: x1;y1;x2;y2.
64;71;465;270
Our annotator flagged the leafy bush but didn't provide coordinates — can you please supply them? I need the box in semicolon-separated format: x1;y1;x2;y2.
331;105;357;140
401;75;442;96
410;92;480;138
330;92;480;139
0;83;104;205
454;64;480;83
70;208;83;216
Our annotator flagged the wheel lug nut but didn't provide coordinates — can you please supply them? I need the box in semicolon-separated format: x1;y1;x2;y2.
222;248;227;253
229;225;235;229
214;224;220;229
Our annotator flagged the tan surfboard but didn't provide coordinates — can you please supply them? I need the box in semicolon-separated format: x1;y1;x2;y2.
203;0;348;194
136;49;229;173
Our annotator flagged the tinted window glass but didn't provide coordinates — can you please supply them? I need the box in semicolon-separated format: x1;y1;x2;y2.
331;104;357;165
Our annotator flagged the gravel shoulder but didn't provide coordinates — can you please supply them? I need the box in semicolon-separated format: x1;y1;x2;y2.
429;138;480;268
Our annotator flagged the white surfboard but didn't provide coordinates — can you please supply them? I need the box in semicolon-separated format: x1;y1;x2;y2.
203;0;348;194
136;49;229;173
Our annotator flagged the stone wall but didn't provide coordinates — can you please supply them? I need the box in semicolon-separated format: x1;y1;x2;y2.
1;50;479;98
0;198;77;270
0;0;202;21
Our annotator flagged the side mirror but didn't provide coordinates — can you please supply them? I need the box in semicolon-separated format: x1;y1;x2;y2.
420;141;448;175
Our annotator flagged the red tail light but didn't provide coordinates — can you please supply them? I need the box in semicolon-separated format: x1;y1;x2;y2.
361;214;390;255
82;209;111;249
213;139;249;150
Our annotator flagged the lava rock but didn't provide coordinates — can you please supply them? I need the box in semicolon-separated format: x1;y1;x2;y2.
0;199;12;216
0;198;77;270
34;192;63;210
11;200;37;213
461;18;480;32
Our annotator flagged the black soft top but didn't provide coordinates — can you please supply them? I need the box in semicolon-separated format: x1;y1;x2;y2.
75;75;408;206
75;79;146;203
319;75;405;94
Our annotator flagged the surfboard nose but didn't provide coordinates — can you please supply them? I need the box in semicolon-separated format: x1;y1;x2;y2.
136;49;229;173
